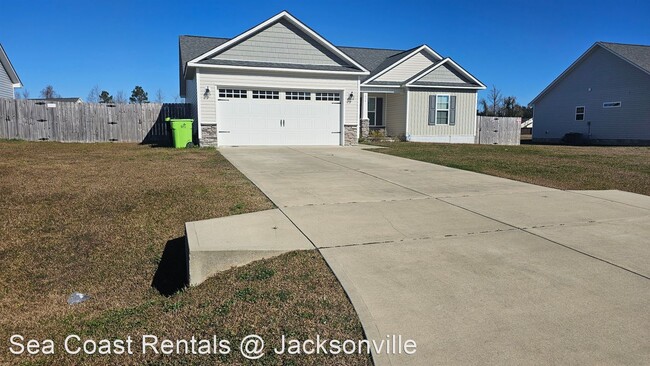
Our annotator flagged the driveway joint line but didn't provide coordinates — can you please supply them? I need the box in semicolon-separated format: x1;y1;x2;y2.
567;190;650;212
437;197;650;281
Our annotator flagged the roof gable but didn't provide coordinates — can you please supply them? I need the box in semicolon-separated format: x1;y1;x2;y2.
405;58;485;89
362;45;442;85
212;19;348;67
188;11;368;74
0;44;22;87
598;42;650;75
530;42;650;105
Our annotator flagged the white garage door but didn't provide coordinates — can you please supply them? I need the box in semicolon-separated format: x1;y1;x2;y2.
216;89;341;146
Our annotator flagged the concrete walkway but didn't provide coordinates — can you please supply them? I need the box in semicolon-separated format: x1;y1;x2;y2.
219;146;650;365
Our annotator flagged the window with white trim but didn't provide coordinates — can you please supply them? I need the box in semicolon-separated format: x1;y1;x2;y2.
252;90;278;99
368;97;384;126
219;89;247;98
603;101;621;108
286;91;311;100
436;95;450;125
315;92;340;101
575;106;585;121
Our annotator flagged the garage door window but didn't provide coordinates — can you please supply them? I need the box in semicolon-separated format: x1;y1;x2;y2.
315;92;340;101
252;90;279;99
286;91;311;100
219;89;247;98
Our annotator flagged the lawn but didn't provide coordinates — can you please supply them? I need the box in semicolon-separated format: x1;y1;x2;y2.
0;141;370;365
370;142;650;196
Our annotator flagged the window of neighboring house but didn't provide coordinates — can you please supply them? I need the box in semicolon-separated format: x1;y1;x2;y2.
603;101;621;108
252;90;279;99
219;89;247;98
286;91;311;100
368;97;384;126
575;106;585;121
436;95;450;124
315;92;340;101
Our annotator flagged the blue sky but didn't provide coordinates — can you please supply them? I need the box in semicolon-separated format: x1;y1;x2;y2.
2;0;649;104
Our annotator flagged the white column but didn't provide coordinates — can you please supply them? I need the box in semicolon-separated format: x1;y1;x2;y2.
361;92;369;120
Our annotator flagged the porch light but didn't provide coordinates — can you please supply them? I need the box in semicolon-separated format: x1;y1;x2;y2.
204;87;211;97
348;91;354;100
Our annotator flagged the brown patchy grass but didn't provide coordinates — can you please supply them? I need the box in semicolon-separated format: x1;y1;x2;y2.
370;142;650;196
0;141;370;365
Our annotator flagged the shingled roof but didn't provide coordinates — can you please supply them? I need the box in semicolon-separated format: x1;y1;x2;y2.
178;35;419;96
598;42;650;74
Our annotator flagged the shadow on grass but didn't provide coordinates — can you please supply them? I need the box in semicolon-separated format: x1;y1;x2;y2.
151;237;188;296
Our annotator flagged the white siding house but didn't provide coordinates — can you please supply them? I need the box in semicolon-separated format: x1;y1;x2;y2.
530;42;650;145
178;11;485;147
0;44;22;99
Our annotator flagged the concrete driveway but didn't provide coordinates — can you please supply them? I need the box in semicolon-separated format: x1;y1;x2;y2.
220;146;650;365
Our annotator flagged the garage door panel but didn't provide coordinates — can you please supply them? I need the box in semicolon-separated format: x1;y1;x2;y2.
217;90;341;146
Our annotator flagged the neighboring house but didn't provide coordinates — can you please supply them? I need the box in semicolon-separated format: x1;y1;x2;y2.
0;44;22;99
530;42;650;145
179;11;485;147
29;97;83;104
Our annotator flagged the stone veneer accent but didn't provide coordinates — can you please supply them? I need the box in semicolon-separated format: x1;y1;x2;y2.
200;125;218;147
344;125;358;146
360;118;370;139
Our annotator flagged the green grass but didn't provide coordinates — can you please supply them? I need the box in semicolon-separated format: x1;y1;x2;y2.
369;141;650;195
0;140;370;365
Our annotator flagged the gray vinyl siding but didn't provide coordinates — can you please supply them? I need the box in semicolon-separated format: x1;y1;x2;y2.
196;67;359;127
408;89;477;142
375;51;437;83
418;63;469;84
213;20;345;66
185;78;198;123
385;92;406;137
0;65;14;99
533;46;650;142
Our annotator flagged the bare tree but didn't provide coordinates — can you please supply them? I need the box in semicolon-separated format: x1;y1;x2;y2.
114;90;127;104
479;85;503;116
155;89;164;103
21;89;30;99
40;85;59;99
487;85;503;116
87;84;101;103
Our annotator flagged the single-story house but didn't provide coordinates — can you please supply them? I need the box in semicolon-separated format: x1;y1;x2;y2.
178;11;485;147
0;44;22;99
530;42;650;145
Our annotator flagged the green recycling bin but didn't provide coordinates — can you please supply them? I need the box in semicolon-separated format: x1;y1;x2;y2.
166;117;194;148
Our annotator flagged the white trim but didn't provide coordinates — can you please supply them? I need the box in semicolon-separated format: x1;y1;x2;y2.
188;11;369;73
361;45;443;85
356;79;361;141
12;83;22;88
405;58;486;89
602;101;621;108
409;135;475;144
188;62;367;75
407;85;484;90
434;94;450;125
210;82;345;92
405;89;410;138
196;71;202;140
575;105;585;121
361;84;402;88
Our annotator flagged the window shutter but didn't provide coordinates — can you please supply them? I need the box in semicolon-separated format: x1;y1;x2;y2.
449;96;457;126
428;95;436;125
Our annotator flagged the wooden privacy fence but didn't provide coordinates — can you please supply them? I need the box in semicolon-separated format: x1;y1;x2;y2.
0;99;192;144
476;116;521;145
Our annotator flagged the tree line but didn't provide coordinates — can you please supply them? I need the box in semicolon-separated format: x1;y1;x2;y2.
17;85;181;104
478;85;532;119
